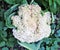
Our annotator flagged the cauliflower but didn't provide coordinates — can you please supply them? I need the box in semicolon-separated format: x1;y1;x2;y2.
11;4;51;43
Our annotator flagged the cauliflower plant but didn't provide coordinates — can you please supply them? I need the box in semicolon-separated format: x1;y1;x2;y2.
11;4;51;43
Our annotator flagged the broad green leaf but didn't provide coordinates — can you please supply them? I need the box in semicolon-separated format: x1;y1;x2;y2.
53;1;57;10
49;0;52;6
46;46;50;50
54;38;60;47
3;27;8;31
6;12;15;28
4;0;16;4
51;46;56;50
39;47;45;50
0;30;6;37
18;40;43;50
9;37;15;42
2;47;9;50
4;0;28;5
6;41;15;47
1;31;7;38
51;45;59;50
56;0;60;5
0;30;7;41
4;4;19;20
21;0;28;4
43;38;52;44
57;29;60;34
50;5;57;14
0;41;5;47
4;4;19;28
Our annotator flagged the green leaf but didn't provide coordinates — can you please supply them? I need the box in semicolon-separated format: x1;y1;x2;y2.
0;21;4;30
51;46;55;50
0;9;5;18
6;12;15;28
2;31;7;38
21;0;28;4
3;27;8;31
9;37;15;42
55;29;60;37
6;41;14;47
51;13;56;23
4;4;19;28
18;40;43;50
32;1;38;5
54;38;60;47
6;37;16;47
49;0;52;6
0;41;5;47
44;38;52;44
51;23;56;35
0;30;7;41
4;0;18;4
50;4;57;14
4;0;28;5
51;45;58;50
39;47;45;50
56;0;60;5
2;47;9;50
4;4;19;20
41;0;48;8
46;46;50;50
53;1;57;10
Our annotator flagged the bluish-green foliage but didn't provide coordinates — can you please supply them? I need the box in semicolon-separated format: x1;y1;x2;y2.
0;0;60;50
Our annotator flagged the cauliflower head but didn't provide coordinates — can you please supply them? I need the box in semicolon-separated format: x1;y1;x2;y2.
11;4;51;43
